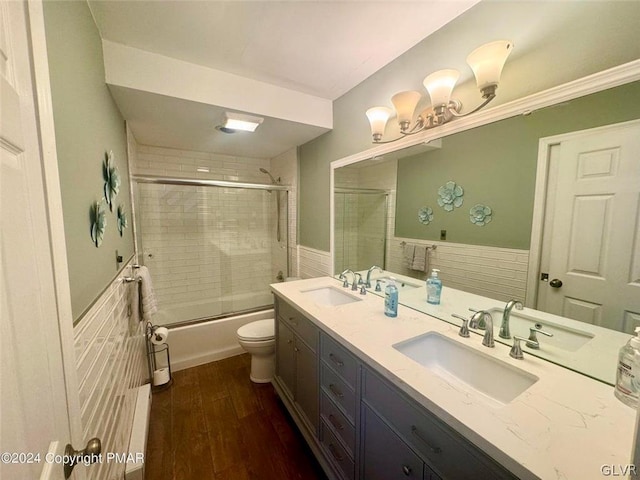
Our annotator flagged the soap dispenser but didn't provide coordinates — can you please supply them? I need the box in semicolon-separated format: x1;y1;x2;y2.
384;278;398;318
615;327;640;407
426;268;442;305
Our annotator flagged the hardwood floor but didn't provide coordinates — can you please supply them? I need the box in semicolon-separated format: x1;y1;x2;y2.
145;354;328;480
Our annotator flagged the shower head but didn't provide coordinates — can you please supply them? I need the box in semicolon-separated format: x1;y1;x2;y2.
259;168;279;185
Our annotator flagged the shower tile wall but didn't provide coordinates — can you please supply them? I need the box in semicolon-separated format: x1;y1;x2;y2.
132;145;289;319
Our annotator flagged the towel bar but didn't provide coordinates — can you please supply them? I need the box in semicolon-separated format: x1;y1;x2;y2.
400;241;437;250
123;276;142;284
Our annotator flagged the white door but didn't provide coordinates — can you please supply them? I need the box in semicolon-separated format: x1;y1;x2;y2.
537;121;640;332
1;1;82;479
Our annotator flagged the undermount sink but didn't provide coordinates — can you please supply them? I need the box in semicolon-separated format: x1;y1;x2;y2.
393;332;538;406
487;308;595;352
375;276;421;291
301;286;362;307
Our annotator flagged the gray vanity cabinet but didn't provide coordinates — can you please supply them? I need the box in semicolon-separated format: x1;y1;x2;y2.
273;294;519;480
274;297;319;433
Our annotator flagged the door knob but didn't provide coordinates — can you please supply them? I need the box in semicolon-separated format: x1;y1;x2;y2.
549;278;563;288
64;437;101;479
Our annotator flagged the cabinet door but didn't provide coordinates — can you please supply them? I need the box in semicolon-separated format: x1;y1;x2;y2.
295;338;319;431
362;405;424;480
276;319;295;398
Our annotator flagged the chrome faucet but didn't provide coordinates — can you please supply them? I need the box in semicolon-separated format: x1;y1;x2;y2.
352;273;362;291
499;299;523;339
339;269;354;288
476;311;494;347
365;265;383;288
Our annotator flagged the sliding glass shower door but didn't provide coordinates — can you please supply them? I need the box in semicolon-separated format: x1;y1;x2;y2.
134;178;288;326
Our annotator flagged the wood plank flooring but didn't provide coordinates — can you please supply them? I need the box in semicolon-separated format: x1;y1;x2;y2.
145;354;328;480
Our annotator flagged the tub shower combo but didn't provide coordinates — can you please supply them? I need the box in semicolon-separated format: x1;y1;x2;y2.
132;170;289;370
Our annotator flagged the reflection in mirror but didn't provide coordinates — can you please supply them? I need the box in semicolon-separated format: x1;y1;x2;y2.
332;80;640;385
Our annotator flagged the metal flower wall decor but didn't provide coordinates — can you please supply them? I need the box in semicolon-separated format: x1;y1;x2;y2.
469;204;492;226
90;200;107;247
437;181;464;212
103;150;121;212
418;207;434;225
117;204;128;236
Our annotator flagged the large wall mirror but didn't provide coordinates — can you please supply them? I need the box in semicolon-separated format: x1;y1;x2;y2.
332;76;640;385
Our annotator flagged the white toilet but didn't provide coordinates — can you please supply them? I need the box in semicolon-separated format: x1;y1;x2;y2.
236;318;275;383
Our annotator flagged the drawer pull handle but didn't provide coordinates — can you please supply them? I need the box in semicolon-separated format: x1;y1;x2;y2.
328;414;344;431
329;384;344;398
328;443;344;462
411;426;441;454
288;316;298;325
294;347;300;353
402;465;412;476
286;339;292;344
329;353;344;367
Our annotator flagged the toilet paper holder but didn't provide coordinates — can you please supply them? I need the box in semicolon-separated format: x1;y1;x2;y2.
146;323;173;390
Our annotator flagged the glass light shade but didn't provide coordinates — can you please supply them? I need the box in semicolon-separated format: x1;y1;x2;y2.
466;40;513;90
366;107;393;139
423;69;460;107
391;91;422;128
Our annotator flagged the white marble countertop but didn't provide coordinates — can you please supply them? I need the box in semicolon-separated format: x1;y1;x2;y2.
352;269;631;386
272;276;636;480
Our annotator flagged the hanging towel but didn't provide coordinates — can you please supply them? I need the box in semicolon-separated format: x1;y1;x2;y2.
137;266;158;321
403;243;416;269
411;246;427;272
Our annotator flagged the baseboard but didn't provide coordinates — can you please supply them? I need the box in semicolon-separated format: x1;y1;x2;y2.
170;345;245;372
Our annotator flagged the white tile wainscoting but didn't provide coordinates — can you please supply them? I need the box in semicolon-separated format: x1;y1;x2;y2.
73;262;147;480
298;245;332;279
298;240;528;303
388;237;530;303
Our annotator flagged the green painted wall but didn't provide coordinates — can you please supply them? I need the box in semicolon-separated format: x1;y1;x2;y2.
396;82;640;249
44;1;134;322
298;1;640;252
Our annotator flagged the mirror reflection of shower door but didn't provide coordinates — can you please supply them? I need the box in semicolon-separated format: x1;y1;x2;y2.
334;189;388;273
134;180;288;326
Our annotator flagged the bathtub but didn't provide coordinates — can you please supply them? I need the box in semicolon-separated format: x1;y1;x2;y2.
163;308;274;371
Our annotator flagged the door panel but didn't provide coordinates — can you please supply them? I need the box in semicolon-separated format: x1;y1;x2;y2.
1;2;77;479
538;122;640;332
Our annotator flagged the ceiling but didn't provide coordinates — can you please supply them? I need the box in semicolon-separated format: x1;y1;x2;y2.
88;0;480;159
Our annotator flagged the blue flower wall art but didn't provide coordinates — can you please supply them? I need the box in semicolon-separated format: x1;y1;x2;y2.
469;204;492;226
437;181;464;212
90;200;107;247
103;150;121;212
418;207;434;225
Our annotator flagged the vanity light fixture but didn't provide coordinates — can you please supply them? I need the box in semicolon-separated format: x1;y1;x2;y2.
220;112;264;133
366;40;513;143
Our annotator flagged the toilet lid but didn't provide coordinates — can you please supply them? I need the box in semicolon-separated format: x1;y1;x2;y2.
237;319;275;341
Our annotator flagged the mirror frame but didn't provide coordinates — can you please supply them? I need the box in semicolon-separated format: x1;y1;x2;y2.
329;59;640;292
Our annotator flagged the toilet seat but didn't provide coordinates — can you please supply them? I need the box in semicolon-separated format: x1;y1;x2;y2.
237;319;275;342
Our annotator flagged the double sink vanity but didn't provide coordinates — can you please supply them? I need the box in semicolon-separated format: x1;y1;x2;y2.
271;274;635;480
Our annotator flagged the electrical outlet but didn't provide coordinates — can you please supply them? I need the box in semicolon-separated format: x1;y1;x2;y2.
440;230;447;241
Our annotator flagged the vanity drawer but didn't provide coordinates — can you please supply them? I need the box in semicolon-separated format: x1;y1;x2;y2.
320;391;355;455
276;298;318;350
321;333;358;387
320;419;354;480
362;368;516;480
321;363;356;423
